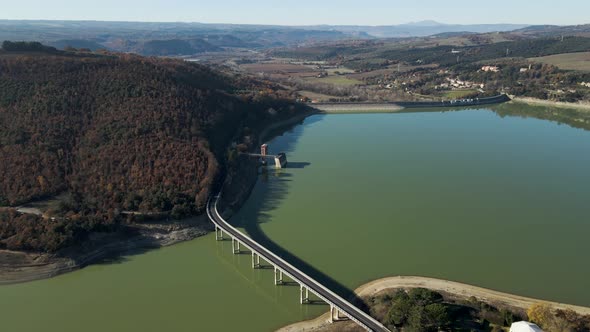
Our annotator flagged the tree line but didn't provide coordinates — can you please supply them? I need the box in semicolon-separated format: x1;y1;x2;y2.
0;45;303;252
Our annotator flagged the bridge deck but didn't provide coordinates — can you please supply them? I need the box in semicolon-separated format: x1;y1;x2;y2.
207;195;390;332
246;153;279;158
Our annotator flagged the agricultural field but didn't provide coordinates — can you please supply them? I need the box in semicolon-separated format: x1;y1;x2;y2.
306;75;363;86
240;62;316;74
529;52;590;72
325;67;355;75
348;63;438;80
297;90;341;102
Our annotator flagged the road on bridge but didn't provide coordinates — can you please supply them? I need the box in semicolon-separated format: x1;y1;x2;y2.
207;195;390;332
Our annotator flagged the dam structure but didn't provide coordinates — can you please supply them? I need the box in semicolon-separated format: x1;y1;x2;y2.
207;195;391;332
311;94;511;112
243;144;288;168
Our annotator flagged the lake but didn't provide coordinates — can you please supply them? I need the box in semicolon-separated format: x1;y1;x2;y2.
1;105;589;332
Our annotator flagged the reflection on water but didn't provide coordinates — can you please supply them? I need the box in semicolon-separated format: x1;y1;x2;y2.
1;105;590;332
491;102;590;131
233;107;590;308
0;234;327;332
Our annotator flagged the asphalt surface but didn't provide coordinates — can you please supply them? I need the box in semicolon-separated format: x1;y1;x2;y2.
207;196;390;332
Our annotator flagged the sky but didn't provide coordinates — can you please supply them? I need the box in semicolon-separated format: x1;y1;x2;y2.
0;0;589;26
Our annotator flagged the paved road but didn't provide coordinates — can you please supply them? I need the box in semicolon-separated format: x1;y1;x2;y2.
207;195;390;332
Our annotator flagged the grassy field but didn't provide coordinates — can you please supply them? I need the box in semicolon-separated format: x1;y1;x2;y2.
349;63;438;80
298;90;340;102
326;67;355;75
529;52;590;72
306;75;363;86
442;89;478;99
240;62;314;73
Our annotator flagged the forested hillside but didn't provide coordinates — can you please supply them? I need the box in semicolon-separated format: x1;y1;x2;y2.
272;36;590;70
135;39;221;56
0;43;302;252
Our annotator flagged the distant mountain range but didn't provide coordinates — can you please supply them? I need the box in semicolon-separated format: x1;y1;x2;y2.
514;24;590;37
302;21;530;38
0;20;355;51
1;19;588;57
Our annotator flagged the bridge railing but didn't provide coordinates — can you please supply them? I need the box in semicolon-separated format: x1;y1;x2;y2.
207;195;389;332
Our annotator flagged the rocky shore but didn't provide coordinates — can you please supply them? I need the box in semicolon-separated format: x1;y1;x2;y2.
0;216;211;285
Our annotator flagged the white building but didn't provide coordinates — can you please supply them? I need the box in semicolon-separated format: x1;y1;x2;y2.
481;65;500;73
510;321;543;332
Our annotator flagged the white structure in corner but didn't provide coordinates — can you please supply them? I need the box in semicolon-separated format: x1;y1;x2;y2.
510;321;544;332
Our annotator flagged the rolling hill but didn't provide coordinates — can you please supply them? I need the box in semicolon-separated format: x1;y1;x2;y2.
0;42;303;252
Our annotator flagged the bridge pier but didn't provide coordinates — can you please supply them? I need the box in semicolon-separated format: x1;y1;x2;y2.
300;285;310;304
208;194;391;332
330;305;345;323
274;267;283;285
251;252;261;269
215;225;223;241
231;237;241;254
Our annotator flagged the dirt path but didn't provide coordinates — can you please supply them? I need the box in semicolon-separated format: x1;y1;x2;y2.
277;276;590;332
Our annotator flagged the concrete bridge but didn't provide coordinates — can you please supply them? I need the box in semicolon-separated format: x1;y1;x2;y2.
207;195;391;332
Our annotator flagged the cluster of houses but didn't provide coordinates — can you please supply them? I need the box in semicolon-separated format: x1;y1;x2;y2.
440;78;484;90
580;82;590;88
482;64;533;74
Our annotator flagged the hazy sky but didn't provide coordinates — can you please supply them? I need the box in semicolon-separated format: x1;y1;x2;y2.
0;0;589;26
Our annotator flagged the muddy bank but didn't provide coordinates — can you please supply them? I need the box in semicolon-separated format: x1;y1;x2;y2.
0;216;211;285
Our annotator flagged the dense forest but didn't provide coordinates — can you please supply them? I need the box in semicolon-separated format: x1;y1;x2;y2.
0;42;303;252
136;39;222;56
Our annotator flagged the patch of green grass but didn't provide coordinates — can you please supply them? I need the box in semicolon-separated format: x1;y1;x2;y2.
442;89;478;99
529;52;590;72
326;67;355;75
307;75;362;86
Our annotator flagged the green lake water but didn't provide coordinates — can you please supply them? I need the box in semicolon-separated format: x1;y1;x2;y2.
1;105;590;332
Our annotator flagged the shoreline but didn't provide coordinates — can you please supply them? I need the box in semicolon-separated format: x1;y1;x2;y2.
0;108;316;285
0;216;211;285
312;103;404;113
510;96;590;110
1;98;583;285
277;276;590;332
259;109;318;144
